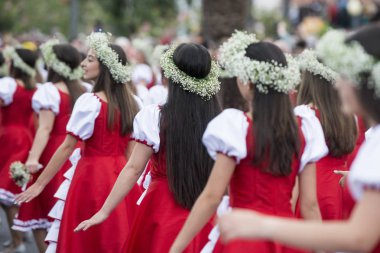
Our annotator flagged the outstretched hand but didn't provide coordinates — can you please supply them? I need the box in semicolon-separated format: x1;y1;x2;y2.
74;210;108;232
218;209;265;243
15;182;44;204
334;170;349;187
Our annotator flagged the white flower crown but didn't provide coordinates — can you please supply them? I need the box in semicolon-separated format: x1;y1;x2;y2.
40;39;83;81
297;49;338;83
219;30;300;94
160;44;221;100
152;44;169;65
3;46;36;77
316;29;380;97
86;32;132;84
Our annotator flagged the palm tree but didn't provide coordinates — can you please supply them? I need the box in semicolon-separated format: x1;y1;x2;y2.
201;0;251;45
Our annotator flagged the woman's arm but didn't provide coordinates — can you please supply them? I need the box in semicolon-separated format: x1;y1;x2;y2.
74;142;153;231
219;189;380;252
298;163;322;220
26;110;55;173
169;154;236;253
125;140;136;160
15;134;78;203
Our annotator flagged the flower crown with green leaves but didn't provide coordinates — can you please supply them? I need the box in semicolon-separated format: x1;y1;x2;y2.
86;32;132;84
316;29;380;97
219;30;301;94
159;44;221;100
297;49;338;83
3;46;36;77
40;39;83;81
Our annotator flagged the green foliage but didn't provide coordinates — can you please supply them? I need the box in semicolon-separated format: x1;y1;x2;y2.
0;0;178;37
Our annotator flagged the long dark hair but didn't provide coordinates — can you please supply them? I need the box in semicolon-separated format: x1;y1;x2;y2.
160;43;221;209
297;71;357;157
247;42;300;176
346;24;380;125
46;44;84;106
9;49;37;90
93;44;139;135
217;77;248;111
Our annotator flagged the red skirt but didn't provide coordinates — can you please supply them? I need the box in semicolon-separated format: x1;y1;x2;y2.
13;134;70;231
56;155;141;253
0;125;33;205
214;239;309;253
123;177;213;253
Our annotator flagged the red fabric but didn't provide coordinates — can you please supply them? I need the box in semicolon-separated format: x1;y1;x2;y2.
342;116;367;219
16;89;73;226
296;108;350;221
0;85;35;204
123;137;213;253
56;98;141;253
216;116;310;253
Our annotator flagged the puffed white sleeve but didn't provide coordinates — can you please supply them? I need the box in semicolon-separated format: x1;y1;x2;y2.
294;105;329;173
66;93;101;141
32;82;60;114
131;104;161;152
349;125;380;200
0;77;17;106
202;109;248;164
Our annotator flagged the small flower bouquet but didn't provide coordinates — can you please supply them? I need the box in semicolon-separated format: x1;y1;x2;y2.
9;161;32;189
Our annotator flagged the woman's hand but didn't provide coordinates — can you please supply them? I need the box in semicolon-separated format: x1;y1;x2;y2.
219;209;265;242
25;158;42;174
15;182;44;204
334;170;349;187
74;210;109;232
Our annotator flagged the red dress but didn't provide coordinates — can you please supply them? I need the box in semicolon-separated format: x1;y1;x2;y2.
0;78;35;205
13;83;73;231
124;105;213;253
202;107;328;253
53;93;141;253
295;108;350;220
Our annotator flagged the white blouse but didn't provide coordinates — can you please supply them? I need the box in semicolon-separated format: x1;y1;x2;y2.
349;125;380;201
32;82;60;115
131;104;161;153
0;77;17;106
66;93;101;141
202;107;328;173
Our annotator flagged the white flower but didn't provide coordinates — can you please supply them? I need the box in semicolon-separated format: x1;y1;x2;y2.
160;44;221;100
86;32;132;84
297;49;338;83
40;39;83;81
9;161;32;188
219;30;300;94
3;46;36;77
316;29;375;85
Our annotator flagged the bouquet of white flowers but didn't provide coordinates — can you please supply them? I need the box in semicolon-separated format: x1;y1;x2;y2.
9;161;32;190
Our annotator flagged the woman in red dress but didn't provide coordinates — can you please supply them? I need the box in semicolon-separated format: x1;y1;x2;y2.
295;49;358;220
13;41;85;253
0;47;38;253
170;32;328;253
75;42;221;253
16;33;141;253
218;24;380;253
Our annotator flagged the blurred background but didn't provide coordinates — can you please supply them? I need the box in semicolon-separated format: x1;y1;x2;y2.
1;0;380;50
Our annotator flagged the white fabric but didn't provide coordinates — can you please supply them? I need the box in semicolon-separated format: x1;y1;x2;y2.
132;64;153;85
201;196;231;253
32;82;60;115
80;81;93;92
133;94;144;110
349;125;380;201
147;85;168;105
132;104;161;152
66;93;101;141
45;148;81;251
0;77;17;106
202;109;249;164
136;84;150;105
294;105;328;173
